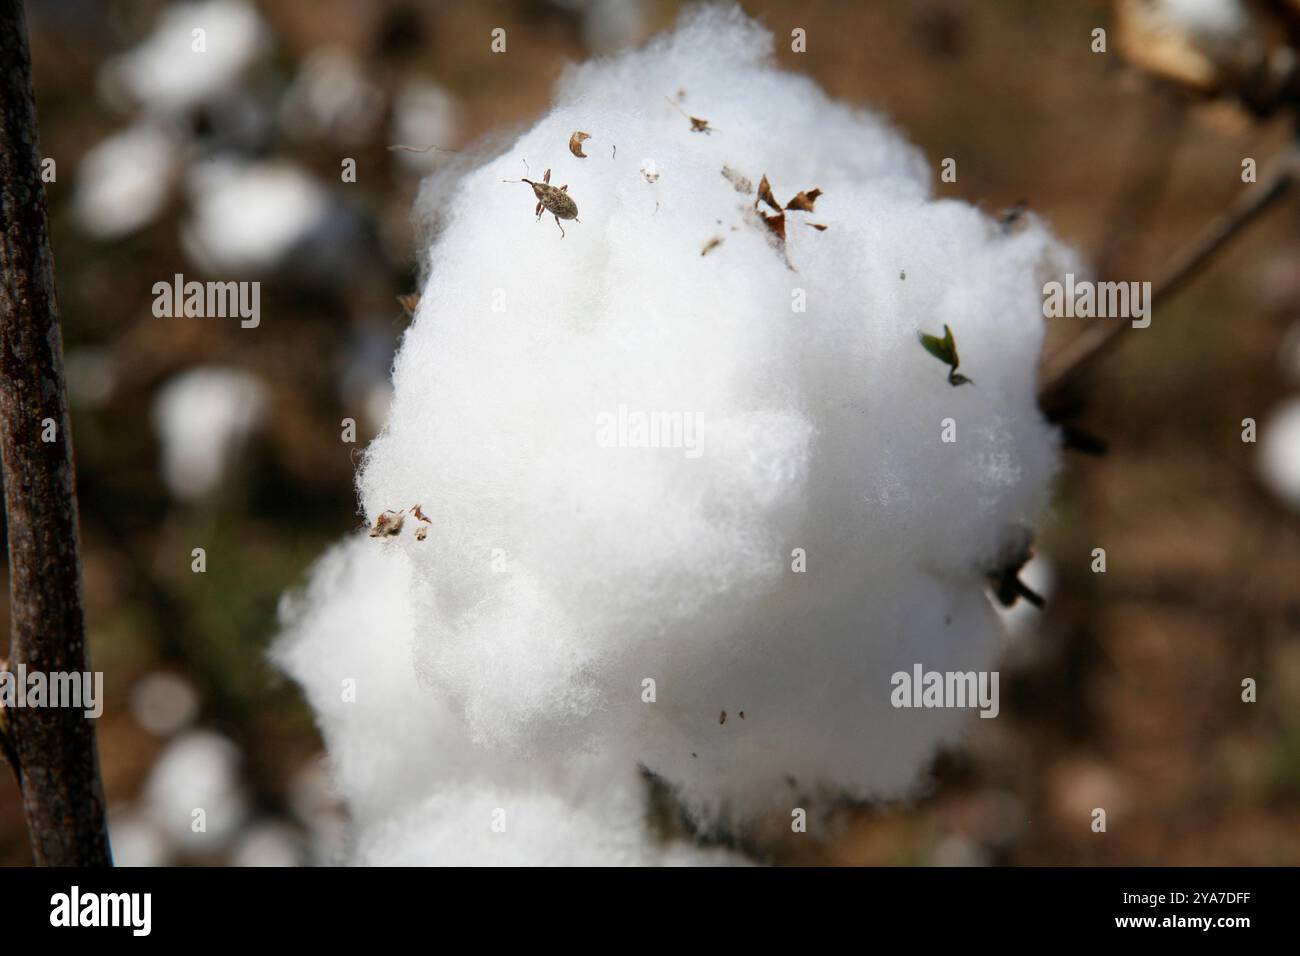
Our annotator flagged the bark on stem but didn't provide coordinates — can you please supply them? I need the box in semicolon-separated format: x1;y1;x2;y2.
0;0;111;866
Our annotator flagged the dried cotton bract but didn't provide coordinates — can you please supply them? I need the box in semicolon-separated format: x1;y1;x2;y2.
276;6;1069;862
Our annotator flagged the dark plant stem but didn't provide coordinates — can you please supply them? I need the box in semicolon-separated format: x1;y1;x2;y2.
1038;147;1300;409
0;0;111;866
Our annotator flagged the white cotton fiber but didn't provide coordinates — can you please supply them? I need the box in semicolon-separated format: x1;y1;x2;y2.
276;6;1066;861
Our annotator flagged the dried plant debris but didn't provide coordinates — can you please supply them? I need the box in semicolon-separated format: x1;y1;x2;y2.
756;175;782;213
640;160;660;184
748;175;825;269
918;323;973;387
987;525;1043;609
569;131;591;158
372;504;431;539
397;293;421;318
666;96;713;133
721;165;752;193
998;200;1029;234
369;510;405;537
719;710;727;725
701;236;724;256
785;188;822;212
387;143;458;155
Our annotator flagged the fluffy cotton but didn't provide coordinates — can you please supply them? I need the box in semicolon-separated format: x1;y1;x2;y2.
276;6;1067;862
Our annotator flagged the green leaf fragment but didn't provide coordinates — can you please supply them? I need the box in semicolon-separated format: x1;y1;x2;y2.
918;324;973;387
918;330;953;365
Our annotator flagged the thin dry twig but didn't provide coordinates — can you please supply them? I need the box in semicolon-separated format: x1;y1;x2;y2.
1038;147;1300;405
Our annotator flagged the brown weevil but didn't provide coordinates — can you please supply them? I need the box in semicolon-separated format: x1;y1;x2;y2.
503;162;580;238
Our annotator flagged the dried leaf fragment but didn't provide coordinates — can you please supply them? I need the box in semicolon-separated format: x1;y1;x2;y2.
397;294;420;318
806;222;828;231
998;200;1028;234
569;131;591;158
721;165;752;193
411;504;431;523
666;96;714;133
369;510;405;537
756;175;782;213
759;209;786;243
414;525;428;541
719;710;727;725
785;188;822;212
701;236;724;257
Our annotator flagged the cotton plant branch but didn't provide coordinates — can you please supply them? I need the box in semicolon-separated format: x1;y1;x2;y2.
0;0;112;865
1037;146;1300;408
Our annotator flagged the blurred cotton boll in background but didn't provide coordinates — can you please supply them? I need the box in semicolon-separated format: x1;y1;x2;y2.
280;47;384;146
141;730;249;854
389;80;460;174
152;366;268;501
276;6;1068;863
180;159;336;274
73;120;180;239
551;0;650;53
1258;397;1300;510
99;0;270;117
130;672;202;738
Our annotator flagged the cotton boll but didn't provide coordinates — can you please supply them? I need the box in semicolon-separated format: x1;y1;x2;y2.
552;0;650;53
285;759;349;864
1115;0;1274;95
280;7;1067;857
101;0;269;116
280;47;384;146
152;366;268;501
130;671;202;737
181;159;335;274
1258;397;1300;510
108;811;170;867
389;81;459;174
357;5;1063;824
231;821;304;867
142;730;248;852
73;122;178;239
64;348;117;408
